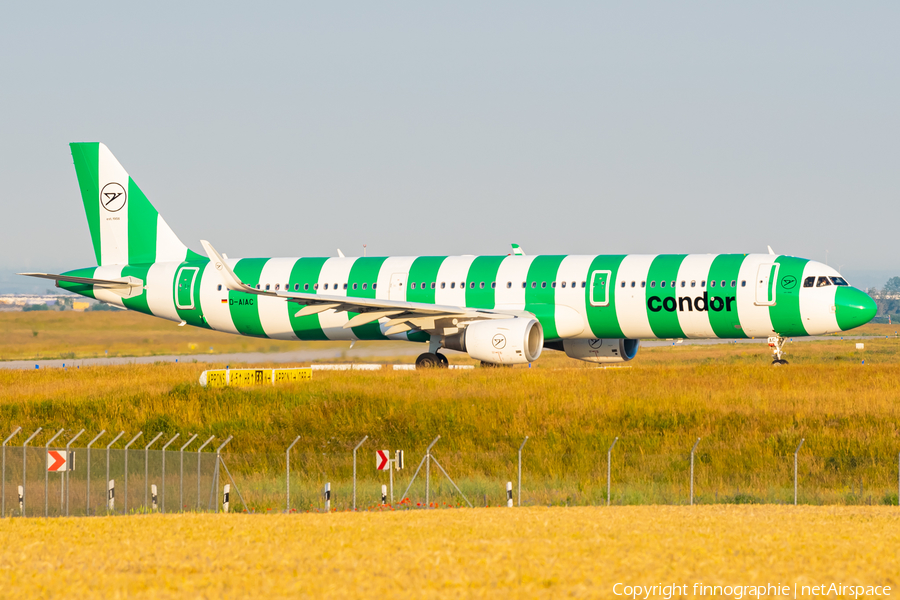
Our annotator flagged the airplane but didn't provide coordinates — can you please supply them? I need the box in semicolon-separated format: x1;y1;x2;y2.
21;143;877;368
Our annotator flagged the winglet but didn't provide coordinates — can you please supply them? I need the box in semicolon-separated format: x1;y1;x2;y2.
200;240;256;293
767;245;776;255
511;243;525;256
337;249;345;258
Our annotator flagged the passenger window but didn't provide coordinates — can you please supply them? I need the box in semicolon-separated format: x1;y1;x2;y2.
710;281;715;288
275;284;280;291
691;281;696;288
460;282;465;289
430;282;435;289
680;281;685;288
531;282;537;288
303;284;308;291
561;281;567;288
362;283;367;290
507;282;512;289
650;281;656;288
551;282;556;288
217;284;222;291
701;281;705;288
491;282;496;289
421;282;426;289
572;281;577;288
817;277;832;287
720;280;725;288
620;281;626;288
670;281;675;288
730;280;735;287
256;285;260;290
522;282;526;288
314;283;319;290
741;280;746;287
265;284;270;291
372;283;377;290
441;282;446;289
451;282;456;289
641;281;646;288
630;281;636;288
294;284;299;291
661;281;667;288
410;282;416;290
581;281;586;288
830;276;848;286
541;282;547;289
470;282;475;289
343;283;347;290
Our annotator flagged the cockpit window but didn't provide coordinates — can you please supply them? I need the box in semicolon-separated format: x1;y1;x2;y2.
830;276;849;286
803;276;816;288
816;276;832;287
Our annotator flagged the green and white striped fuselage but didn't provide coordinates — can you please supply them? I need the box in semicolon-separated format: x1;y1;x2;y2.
61;252;866;343
33;142;876;366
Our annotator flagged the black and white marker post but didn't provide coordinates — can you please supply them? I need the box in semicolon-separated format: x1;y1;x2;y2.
104;431;124;515
108;480;115;511
381;484;387;505
507;482;513;508
2;426;22;519
324;482;331;512
223;484;230;513
151;484;158;511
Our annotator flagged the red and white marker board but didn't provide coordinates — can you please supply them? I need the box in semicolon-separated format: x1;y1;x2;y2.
376;450;390;470
47;450;70;472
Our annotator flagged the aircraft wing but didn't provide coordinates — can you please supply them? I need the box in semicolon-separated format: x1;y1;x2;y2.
201;241;528;336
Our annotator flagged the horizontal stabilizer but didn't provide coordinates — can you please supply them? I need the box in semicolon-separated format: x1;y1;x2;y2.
18;273;144;298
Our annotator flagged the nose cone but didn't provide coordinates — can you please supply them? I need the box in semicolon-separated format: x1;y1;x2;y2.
835;287;877;331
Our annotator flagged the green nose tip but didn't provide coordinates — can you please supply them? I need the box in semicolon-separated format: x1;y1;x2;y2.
835;287;877;331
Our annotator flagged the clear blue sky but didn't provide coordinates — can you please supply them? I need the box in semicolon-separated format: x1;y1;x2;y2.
2;1;898;293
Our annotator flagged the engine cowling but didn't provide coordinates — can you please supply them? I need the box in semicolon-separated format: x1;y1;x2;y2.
562;338;640;363
444;318;543;365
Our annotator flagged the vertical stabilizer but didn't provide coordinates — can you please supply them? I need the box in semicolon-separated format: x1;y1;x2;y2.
70;142;201;266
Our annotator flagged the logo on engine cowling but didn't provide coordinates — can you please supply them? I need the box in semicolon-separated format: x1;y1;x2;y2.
588;339;603;349
492;334;507;349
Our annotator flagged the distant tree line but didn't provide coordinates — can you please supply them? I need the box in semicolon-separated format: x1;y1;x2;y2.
867;276;900;318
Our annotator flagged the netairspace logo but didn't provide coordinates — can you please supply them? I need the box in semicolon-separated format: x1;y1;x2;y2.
612;582;892;599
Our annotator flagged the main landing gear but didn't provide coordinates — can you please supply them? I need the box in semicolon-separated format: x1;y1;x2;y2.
768;336;789;366
416;352;448;368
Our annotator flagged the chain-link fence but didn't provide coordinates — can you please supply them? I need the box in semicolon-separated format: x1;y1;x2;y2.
3;431;899;517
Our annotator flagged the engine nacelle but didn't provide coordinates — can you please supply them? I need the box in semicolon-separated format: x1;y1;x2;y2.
562;338;640;363
444;318;543;365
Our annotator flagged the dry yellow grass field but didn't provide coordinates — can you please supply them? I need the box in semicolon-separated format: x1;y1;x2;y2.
0;506;896;599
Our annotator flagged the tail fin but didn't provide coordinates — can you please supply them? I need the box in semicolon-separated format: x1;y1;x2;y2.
70;142;202;266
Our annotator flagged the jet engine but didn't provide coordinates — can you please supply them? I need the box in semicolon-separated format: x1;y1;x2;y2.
444;318;543;365
561;338;640;363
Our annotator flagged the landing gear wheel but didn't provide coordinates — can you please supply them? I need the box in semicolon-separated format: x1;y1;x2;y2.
436;353;449;367
416;353;443;369
480;361;499;368
767;336;788;366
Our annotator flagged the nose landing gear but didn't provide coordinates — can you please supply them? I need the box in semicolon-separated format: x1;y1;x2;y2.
768;336;789;365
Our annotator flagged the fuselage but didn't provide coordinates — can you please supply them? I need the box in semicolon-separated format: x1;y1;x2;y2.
59;252;876;343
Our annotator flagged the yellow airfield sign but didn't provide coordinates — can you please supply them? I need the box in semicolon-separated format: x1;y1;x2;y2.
199;368;312;387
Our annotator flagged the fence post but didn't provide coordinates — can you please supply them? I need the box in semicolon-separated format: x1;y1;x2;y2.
179;434;197;513
160;434;180;514
85;430;105;516
690;437;701;506
286;436;301;512
21;428;41;517
794;438;805;506
607;437;618;507
104;432;124;514
517;436;529;507
143;433;164;512
44;429;65;518
64;429;85;516
196;436;215;510
2;427;22;519
123;432;143;514
352;435;368;511
425;436;440;509
213;436;233;514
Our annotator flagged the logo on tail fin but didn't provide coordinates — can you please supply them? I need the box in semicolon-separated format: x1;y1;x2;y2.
100;182;127;212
